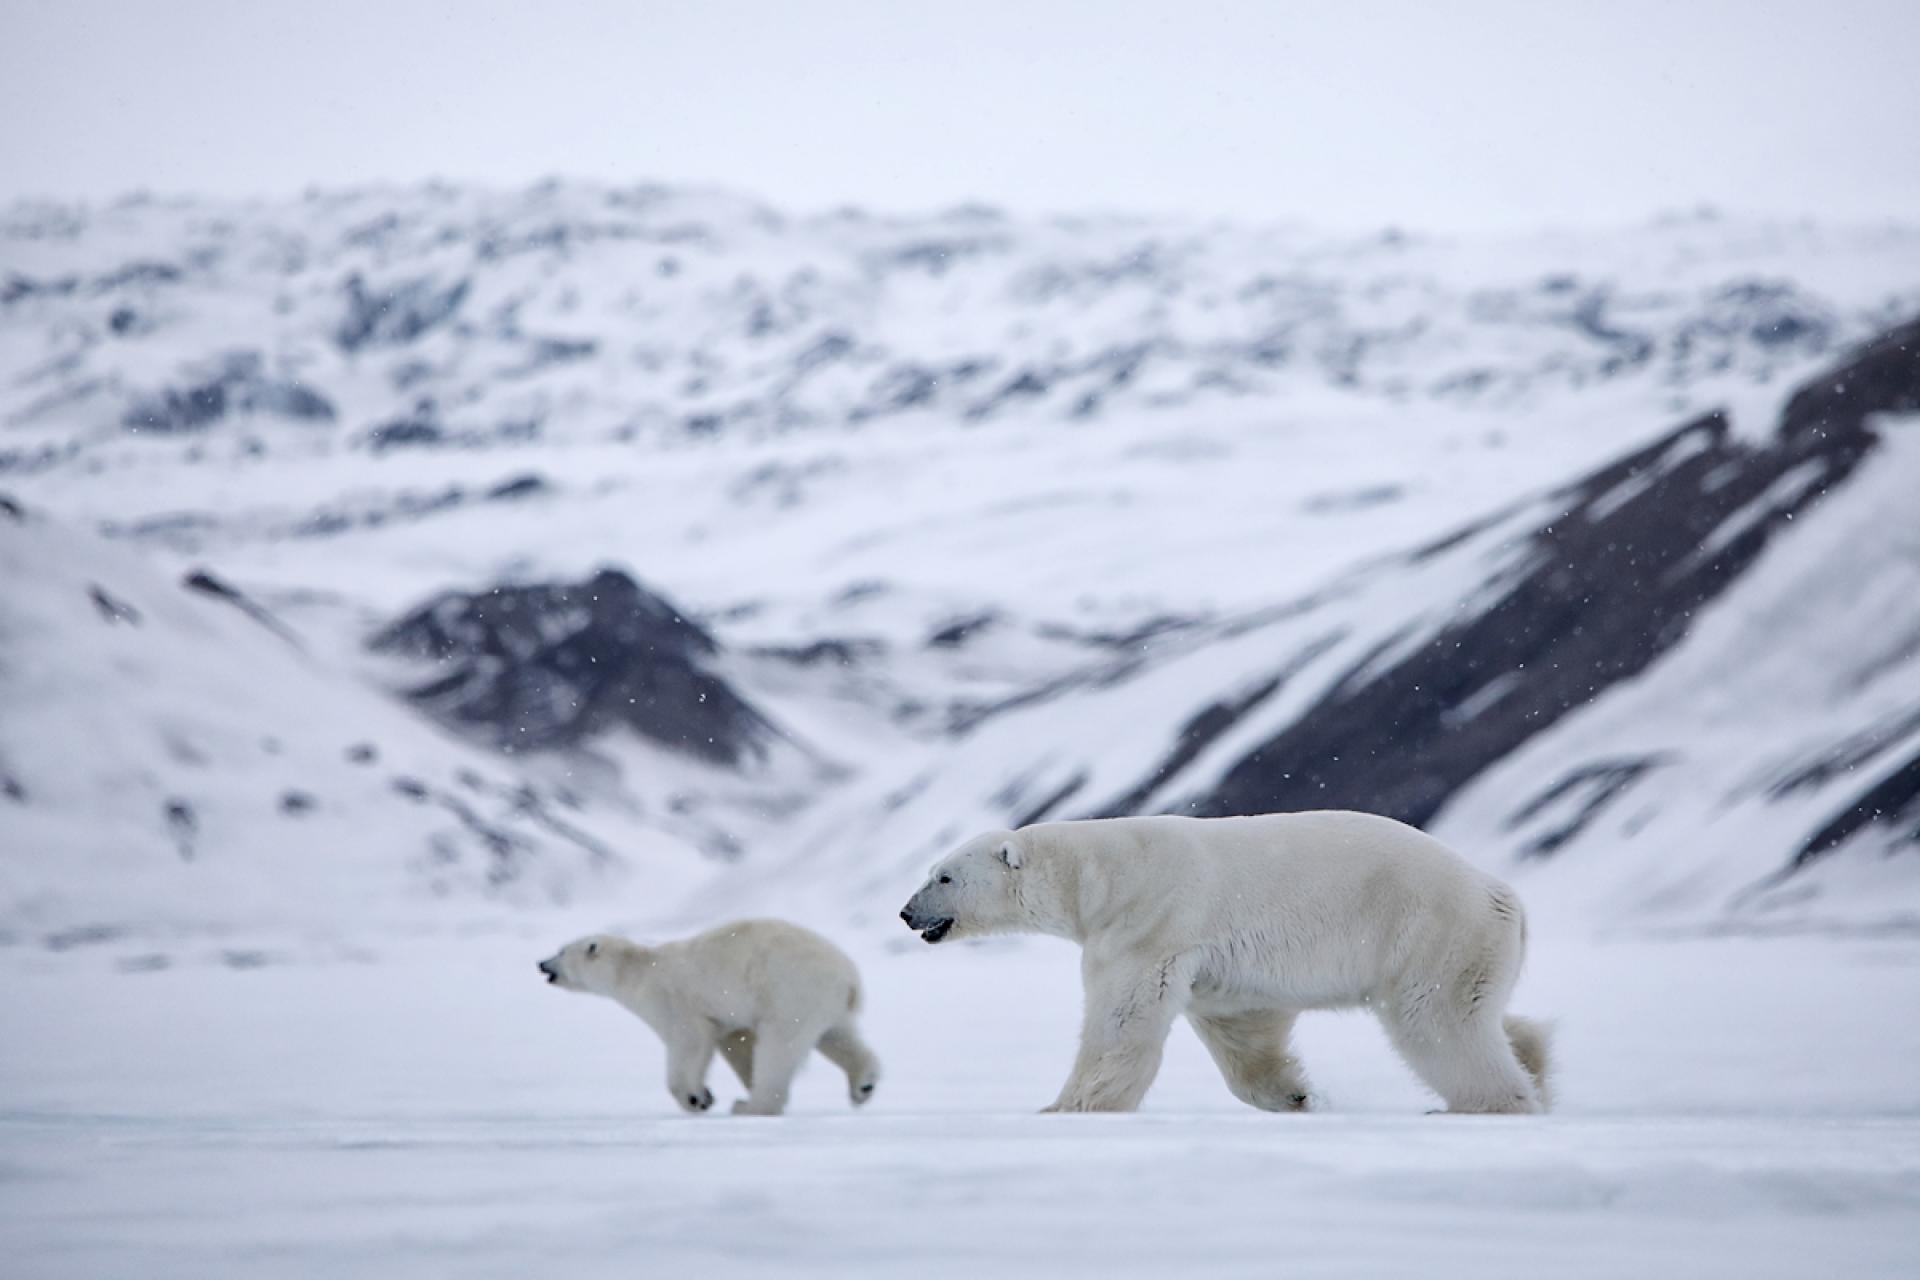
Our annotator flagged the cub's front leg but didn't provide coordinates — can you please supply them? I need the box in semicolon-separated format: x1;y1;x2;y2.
663;1027;719;1113
730;1028;814;1116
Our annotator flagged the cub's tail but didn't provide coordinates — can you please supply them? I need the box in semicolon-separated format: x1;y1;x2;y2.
1504;1015;1555;1111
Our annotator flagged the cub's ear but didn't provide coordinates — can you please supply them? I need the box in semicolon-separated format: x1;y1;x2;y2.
998;840;1023;870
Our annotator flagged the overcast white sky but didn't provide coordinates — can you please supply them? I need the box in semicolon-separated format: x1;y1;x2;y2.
2;0;1915;229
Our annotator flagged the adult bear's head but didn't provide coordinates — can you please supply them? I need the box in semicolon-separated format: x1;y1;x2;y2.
537;933;641;994
900;829;1027;944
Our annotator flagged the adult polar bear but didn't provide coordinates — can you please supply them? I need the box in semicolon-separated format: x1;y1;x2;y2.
900;811;1553;1115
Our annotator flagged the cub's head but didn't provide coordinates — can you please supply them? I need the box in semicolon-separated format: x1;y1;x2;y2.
899;829;1026;944
536;933;631;995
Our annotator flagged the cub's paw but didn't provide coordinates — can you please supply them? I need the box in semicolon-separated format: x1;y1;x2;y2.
678;1087;714;1113
852;1080;878;1106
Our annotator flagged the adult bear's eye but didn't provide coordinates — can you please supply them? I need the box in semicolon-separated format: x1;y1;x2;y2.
938;875;952;885
586;942;599;958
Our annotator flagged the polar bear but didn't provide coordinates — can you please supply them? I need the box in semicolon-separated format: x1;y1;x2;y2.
539;918;880;1116
900;812;1553;1115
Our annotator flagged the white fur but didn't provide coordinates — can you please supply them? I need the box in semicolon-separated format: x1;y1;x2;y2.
540;919;880;1116
901;812;1555;1115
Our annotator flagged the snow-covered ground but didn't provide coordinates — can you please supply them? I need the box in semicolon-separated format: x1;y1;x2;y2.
5;932;1919;1277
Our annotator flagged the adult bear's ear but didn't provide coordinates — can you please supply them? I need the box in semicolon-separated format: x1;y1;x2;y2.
998;840;1022;870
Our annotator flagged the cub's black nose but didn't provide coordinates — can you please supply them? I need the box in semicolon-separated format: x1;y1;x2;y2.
899;909;912;923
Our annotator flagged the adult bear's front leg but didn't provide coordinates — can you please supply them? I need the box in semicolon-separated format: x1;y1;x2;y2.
1044;956;1188;1113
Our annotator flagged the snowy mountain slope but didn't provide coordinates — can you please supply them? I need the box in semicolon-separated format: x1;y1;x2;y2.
4;183;1920;946
677;322;1920;934
1187;320;1920;812
6;186;1916;479
1441;427;1920;925
0;498;733;946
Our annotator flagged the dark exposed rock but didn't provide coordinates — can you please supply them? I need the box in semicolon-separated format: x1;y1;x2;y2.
1189;316;1920;830
928;612;999;649
1036;614;1201;652
833;580;889;606
370;568;774;766
182;569;303;648
1011;772;1089;828
279;790;317;816
1567;291;1653;373
1304;485;1404;514
292;486;465;538
368;416;442;451
336;273;470;351
247;380;335;421
2;273;78;304
122;351;335;433
1765;708;1920;800
854;363;944;421
794;331;853;371
45;924;127;952
875;234;1010;277
123;378;227;433
757;637;884;667
1508;757;1670;857
88;583;141;625
164;798;196;860
92;260;183;292
344;742;379;765
1792;749;1920;870
730;458;843;508
1091;634;1344;818
486;473;549;501
966;369;1051;419
387;768;615;882
0;493;24;521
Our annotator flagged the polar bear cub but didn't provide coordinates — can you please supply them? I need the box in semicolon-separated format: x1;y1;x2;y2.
539;918;880;1116
901;811;1553;1115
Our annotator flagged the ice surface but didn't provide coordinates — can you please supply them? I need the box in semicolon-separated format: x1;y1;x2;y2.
3;933;1918;1278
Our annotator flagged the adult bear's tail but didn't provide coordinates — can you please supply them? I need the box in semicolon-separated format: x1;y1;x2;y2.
1504;1015;1555;1111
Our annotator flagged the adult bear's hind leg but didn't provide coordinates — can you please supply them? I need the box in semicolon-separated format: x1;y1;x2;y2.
1379;1000;1541;1115
1189;1008;1311;1112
